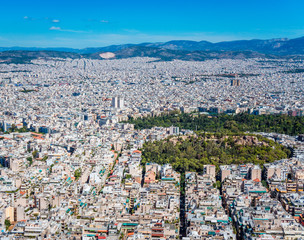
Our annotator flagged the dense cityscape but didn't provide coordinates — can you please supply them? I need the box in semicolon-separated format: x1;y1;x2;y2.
0;56;303;240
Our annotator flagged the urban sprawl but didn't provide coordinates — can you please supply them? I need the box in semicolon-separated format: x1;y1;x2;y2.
0;57;304;239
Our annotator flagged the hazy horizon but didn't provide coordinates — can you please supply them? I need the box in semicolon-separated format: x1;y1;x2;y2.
0;36;298;50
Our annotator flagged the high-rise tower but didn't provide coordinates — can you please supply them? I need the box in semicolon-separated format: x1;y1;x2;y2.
111;97;124;109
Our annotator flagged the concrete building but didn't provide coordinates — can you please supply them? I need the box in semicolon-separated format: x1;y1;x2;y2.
111;97;124;109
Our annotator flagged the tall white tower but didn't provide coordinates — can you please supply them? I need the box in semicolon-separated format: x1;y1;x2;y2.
111;97;124;109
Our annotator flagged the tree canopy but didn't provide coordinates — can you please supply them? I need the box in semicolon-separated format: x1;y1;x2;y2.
126;112;304;136
141;133;291;173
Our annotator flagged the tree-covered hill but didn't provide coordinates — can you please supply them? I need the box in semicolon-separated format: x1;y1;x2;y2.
141;133;291;172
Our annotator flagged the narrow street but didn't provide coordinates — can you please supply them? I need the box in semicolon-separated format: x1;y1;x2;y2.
179;171;186;239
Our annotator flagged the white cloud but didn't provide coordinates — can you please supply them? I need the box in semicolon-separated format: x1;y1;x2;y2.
49;26;87;33
100;20;109;23
23;16;36;21
24;16;61;23
49;26;61;31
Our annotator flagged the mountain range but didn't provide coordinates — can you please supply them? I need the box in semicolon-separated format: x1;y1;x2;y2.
0;36;304;63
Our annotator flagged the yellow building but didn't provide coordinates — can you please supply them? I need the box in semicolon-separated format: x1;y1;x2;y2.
5;206;15;223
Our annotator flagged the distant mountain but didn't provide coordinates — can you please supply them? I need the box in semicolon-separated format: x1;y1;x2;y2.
0;50;80;64
88;46;273;61
0;36;304;63
140;37;304;55
79;44;137;54
141;40;213;51
0;47;79;53
1;36;304;56
78;37;304;55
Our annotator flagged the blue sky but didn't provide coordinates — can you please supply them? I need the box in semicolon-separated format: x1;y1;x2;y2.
0;0;303;48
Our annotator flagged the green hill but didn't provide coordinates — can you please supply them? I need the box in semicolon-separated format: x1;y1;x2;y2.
141;133;291;172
